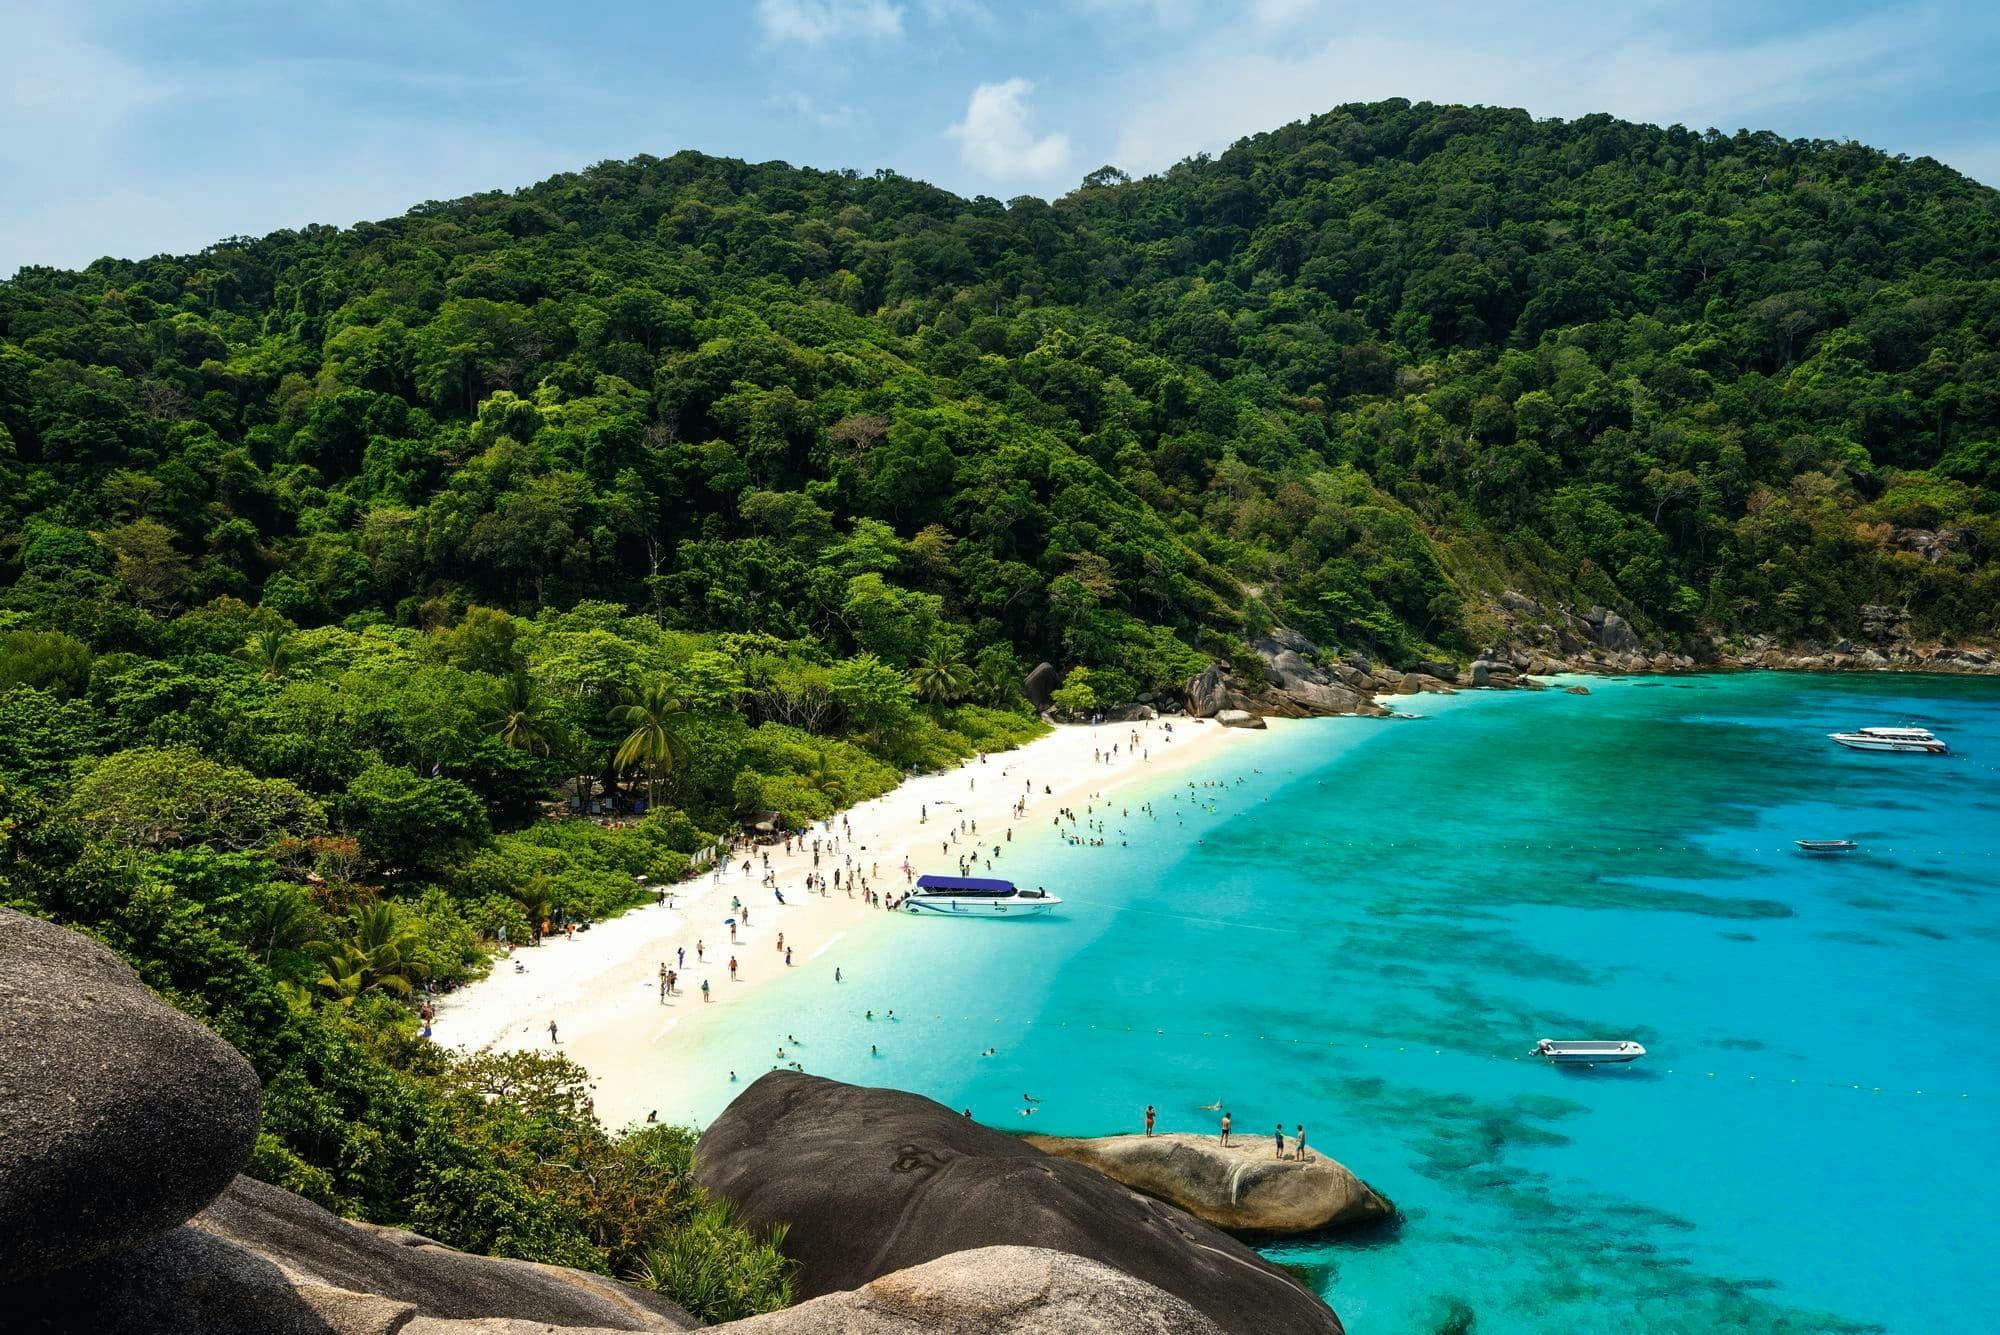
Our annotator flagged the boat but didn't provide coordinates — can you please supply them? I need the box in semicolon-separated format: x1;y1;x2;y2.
900;875;1061;917
1795;838;1859;854
1533;1038;1646;1065
1827;726;1948;754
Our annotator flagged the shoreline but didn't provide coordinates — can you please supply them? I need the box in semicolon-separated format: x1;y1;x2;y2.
428;714;1287;1125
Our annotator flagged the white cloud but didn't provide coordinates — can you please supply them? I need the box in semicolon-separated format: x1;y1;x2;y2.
1107;9;1937;176
1068;0;1203;29
770;90;855;129
949;77;1073;179
1250;0;1319;28
754;0;904;45
0;8;180;167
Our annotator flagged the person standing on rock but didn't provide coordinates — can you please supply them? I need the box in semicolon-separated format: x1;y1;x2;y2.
1295;1125;1309;1162
1220;1111;1232;1146
1145;1104;1156;1136
1274;1124;1286;1159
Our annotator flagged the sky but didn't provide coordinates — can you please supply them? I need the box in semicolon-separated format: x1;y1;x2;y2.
2;0;1997;276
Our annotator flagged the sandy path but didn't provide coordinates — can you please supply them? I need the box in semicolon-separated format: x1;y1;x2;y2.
428;716;1268;1119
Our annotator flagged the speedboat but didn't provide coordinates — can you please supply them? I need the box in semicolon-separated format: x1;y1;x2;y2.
1533;1038;1645;1065
1795;839;1859;854
1828;726;1948;754
901;875;1061;917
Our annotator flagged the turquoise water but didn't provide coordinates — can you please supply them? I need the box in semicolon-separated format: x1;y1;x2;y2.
671;674;2000;1333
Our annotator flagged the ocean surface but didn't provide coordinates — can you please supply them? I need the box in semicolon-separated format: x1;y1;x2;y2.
669;673;2000;1333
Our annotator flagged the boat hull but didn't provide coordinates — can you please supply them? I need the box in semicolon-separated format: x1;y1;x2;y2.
1534;1039;1646;1064
902;896;1058;917
1829;735;1947;753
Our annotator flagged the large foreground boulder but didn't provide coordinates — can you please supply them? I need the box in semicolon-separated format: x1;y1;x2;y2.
1024;1134;1392;1235
696;1073;1341;1335
721;1246;1222;1334
4;1174;697;1334
0;907;262;1282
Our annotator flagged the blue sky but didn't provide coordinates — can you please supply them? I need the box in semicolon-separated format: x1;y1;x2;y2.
3;1;1996;276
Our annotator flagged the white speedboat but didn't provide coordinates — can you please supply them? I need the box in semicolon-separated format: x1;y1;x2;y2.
1795;838;1859;854
1533;1038;1645;1065
901;875;1061;917
1828;726;1948;754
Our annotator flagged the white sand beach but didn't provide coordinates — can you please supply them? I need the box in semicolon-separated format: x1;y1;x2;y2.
428;715;1273;1124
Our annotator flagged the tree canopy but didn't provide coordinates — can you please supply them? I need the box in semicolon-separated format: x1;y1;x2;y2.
3;96;1997;1315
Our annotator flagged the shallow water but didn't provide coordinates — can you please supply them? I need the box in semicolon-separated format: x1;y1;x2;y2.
670;674;2000;1333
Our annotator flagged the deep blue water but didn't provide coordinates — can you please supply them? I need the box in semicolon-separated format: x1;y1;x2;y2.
672;673;2000;1332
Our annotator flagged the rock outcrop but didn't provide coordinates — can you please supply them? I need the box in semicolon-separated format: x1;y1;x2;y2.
1022;662;1059;712
1;916;1343;1334
1475;588;2000;679
0;907;263;1282
1214;709;1265;729
8;1174;699;1334
695;1073;1342;1335
1023;1134;1392;1236
1183;628;1387;722
720;1246;1223;1334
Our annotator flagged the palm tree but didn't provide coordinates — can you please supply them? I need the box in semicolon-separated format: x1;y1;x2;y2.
804;750;846;804
241;627;292;682
610;676;686;809
491;670;555;756
508;876;554;946
246;887;317;965
909;651;971;705
317;902;421;1003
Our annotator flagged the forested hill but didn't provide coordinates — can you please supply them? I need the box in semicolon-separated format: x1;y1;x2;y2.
4;98;2000;693
2;98;1999;1316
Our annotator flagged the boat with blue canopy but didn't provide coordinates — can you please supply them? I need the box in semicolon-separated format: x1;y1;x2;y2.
901;875;1061;917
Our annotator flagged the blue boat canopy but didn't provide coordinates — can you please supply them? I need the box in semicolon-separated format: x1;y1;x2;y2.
915;874;1015;892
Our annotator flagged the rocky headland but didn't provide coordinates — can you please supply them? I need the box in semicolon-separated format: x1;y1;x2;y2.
695;1072;1343;1335
0;907;1346;1333
1144;600;2000;731
1022;1132;1394;1236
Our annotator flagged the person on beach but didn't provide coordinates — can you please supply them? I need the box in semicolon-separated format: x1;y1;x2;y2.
702;980;711;1002
548;1020;559;1044
835;967;842;983
1220;1111;1232;1146
1145;1104;1156;1136
728;956;738;979
785;947;793;966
